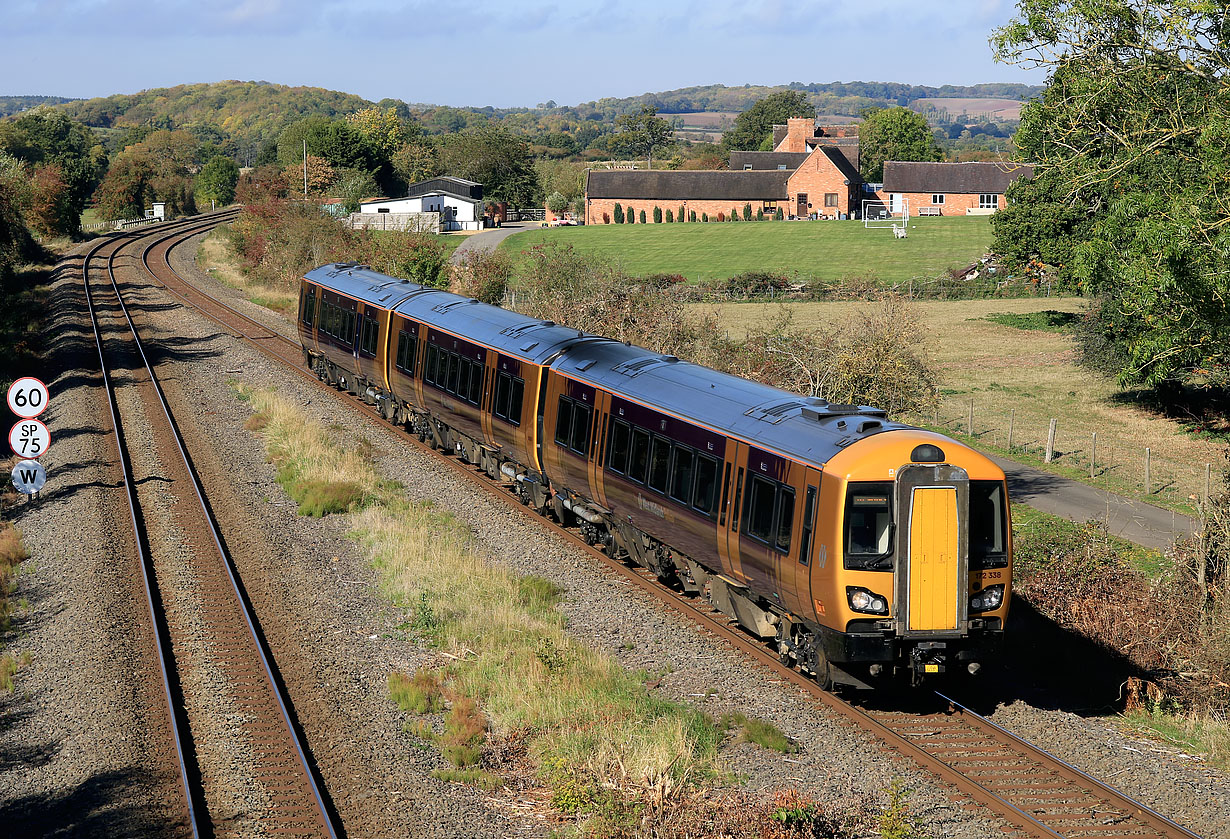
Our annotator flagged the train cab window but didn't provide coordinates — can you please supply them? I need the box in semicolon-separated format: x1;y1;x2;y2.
670;447;694;504
395;331;416;373
570;403;591;454
969;480;1008;569
648;438;671;493
302;288;316;325
692;453;719;517
844;482;894;570
628;428;650;483
743;474;777;544
360;316;379;357
798;486;817;565
775;487;794;553
607;420;630;474
555;396;573;447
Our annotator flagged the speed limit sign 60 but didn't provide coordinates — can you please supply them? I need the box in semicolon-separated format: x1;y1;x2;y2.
7;377;49;419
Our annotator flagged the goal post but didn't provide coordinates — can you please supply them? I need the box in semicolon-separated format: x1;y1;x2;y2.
863;196;908;230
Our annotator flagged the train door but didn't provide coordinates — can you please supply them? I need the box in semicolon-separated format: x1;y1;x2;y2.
894;464;970;636
590;390;611;508
720;442;749;584
779;472;819;618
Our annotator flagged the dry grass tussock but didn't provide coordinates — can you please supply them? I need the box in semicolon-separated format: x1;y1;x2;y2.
0;520;31;691
240;384;874;831
198;231;298;314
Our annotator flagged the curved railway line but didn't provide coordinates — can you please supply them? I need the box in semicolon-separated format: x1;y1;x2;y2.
81;215;338;839
120;213;1204;839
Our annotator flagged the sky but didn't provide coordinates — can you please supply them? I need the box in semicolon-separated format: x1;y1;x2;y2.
2;0;1045;107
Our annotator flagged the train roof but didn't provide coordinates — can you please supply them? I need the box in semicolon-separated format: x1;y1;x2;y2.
303;263;428;309
393;287;598;365
552;340;908;468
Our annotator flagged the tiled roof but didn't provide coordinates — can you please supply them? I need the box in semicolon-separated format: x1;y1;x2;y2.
728;151;810;171
882;161;1034;194
586;169;790;201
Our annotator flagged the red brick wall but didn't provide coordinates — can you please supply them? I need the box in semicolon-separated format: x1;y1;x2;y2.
786;152;856;219
585;197;788;225
775;118;815;152
869;190;1002;215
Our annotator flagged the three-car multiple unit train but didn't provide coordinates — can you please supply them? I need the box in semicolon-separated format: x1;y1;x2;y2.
298;262;1012;687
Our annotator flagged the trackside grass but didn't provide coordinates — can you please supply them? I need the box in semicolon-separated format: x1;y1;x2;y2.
234;385;737;816
500;216;993;285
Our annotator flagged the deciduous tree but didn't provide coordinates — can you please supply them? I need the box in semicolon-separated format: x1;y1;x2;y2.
195;155;240;206
607;106;674;168
991;0;1230;389
857;107;942;182
721;91;815;151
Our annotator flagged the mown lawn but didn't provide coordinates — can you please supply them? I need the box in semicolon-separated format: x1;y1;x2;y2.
499;216;992;284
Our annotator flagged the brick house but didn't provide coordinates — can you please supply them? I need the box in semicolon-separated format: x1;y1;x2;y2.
879;161;1034;216
584;118;864;224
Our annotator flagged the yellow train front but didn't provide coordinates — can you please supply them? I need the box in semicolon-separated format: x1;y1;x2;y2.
806;430;1011;686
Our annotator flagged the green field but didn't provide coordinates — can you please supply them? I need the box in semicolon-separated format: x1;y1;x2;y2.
500;216;992;284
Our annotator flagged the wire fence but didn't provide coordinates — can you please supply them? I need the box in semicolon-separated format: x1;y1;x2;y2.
907;395;1225;512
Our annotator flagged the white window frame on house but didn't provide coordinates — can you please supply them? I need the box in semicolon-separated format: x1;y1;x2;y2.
931;194;945;205
979;193;998;209
743;164;753;170
824;193;839;207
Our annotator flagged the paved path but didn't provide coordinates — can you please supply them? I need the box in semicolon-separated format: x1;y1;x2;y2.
448;222;535;264
991;454;1196;552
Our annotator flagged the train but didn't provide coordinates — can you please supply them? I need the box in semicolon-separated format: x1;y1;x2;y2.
297;262;1012;688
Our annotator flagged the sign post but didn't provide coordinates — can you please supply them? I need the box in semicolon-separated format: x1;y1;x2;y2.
7;377;50;501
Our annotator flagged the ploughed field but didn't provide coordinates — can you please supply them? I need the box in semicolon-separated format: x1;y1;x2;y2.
502;216;993;284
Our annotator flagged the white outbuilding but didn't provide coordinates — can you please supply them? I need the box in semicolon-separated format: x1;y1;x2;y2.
359;176;485;232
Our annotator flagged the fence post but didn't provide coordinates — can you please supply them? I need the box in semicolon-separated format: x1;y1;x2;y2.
933;404;939;427
1206;462;1212;507
1090;432;1097;478
1045;419;1057;463
968;400;974;438
1144;447;1151;495
1007;410;1015;450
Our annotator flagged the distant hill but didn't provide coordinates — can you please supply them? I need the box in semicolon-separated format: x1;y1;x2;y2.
54;80;374;143
0;95;79;118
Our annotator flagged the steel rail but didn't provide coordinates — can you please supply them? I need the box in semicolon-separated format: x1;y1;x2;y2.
147;221;1205;839
81;223;206;838
133;217;338;839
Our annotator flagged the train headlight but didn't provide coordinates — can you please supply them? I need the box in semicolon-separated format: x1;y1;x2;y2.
970;584;1005;612
847;586;889;615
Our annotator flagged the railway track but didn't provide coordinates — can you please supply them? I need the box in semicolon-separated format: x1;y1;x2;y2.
143;220;1205;839
82;216;337;839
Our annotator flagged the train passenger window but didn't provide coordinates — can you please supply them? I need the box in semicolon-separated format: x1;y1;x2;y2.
342;310;355;345
607;420;630;474
466;363;483;405
670;447;693;504
628;428;650;483
844;482;893;570
424;345;439;385
555;396;573;446
570;403;591;454
494;373;511;417
775;487;795;553
508;377;524;424
648;437;671;493
395;331;416;373
692;454;719;517
744;475;776;543
302;288;315;325
798;486;816;565
969;480;1007;569
447;354;462;395
360;316;379;356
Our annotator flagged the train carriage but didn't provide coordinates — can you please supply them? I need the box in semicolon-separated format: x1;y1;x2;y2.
298;264;1012;688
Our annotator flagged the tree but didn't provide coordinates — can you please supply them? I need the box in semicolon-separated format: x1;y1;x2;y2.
721;91;815;151
28;164;76;238
857;107;942;182
196;155;240;206
743;203;753;221
652;206;662;223
547;192;569;216
608;106;674;169
0;107;106;235
392;141;441;188
436;126;538;207
94;154;153;221
991;0;1230;389
613;203;624;224
346;107;417;161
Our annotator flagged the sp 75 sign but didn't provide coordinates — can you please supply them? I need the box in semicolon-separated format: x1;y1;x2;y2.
9;419;50;459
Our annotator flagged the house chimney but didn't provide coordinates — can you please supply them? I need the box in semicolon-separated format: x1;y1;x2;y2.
777;118;816;153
